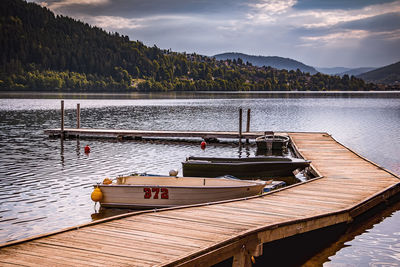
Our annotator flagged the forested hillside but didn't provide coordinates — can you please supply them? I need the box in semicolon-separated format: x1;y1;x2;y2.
214;53;317;74
357;61;400;85
0;0;376;92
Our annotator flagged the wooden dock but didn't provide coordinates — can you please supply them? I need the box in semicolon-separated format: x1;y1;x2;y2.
1;132;399;266
44;128;266;140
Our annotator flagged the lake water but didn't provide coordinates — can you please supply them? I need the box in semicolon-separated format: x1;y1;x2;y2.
0;94;399;265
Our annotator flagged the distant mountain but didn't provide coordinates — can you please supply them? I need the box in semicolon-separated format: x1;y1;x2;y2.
316;67;351;75
357;61;400;84
317;66;377;76
338;67;376;77
213;53;317;74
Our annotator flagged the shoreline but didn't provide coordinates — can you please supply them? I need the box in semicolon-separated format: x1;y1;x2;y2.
0;90;399;99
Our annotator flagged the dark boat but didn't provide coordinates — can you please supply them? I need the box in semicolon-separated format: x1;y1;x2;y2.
182;156;311;179
256;134;290;151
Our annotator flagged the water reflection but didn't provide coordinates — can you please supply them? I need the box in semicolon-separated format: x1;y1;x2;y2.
304;200;400;266
237;143;251;158
91;207;141;221
60;138;64;167
75;139;80;157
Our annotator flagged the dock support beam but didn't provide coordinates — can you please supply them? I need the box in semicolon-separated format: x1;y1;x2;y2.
60;100;64;139
232;249;252;267
231;237;263;267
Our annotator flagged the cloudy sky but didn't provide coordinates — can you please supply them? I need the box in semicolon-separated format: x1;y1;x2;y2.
32;0;400;68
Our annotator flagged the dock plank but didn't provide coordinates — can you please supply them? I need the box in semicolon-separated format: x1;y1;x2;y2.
46;230;188;256
105;220;229;242
125;215;239;235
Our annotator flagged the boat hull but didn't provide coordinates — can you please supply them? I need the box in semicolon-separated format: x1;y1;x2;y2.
182;157;310;178
256;135;289;151
96;176;266;209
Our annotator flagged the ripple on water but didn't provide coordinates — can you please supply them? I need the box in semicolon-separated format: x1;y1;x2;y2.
324;205;400;266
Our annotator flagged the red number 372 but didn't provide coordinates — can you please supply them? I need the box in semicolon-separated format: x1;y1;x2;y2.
144;188;169;199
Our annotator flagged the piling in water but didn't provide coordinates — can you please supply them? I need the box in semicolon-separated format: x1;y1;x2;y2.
246;109;251;144
77;103;80;129
239;108;243;144
61;100;64;139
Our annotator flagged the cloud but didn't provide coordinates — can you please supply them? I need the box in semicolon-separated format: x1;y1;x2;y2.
301;30;370;44
33;0;246;18
85;15;197;30
292;7;400;51
294;1;400;29
40;0;109;11
293;0;398;10
85;16;143;30
343;12;400;32
244;1;400;46
249;0;296;15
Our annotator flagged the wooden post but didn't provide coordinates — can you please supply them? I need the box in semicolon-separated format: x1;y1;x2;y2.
239;108;242;143
246;109;251;144
232;245;252;267
77;103;80;129
61;100;64;139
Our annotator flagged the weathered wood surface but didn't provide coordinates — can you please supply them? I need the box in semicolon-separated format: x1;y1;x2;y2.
1;132;399;267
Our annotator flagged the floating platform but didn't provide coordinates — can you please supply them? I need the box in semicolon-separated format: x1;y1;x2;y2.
1;132;399;266
44;128;266;140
